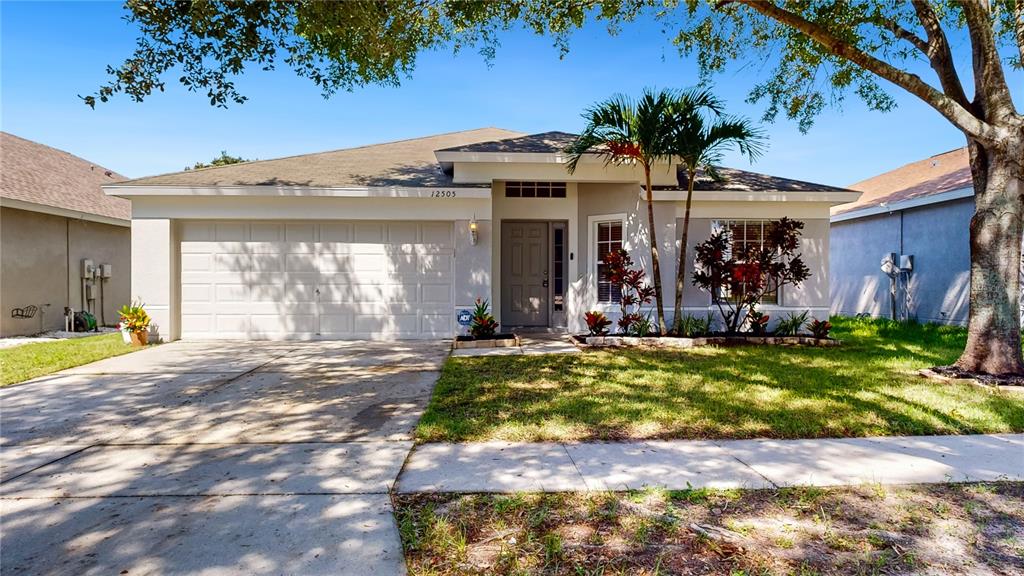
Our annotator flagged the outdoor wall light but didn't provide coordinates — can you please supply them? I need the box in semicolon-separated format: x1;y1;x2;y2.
469;218;479;245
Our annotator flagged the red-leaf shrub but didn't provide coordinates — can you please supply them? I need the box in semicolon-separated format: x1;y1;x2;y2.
585;311;612;336
692;218;811;334
808;319;832;339
601;248;657;335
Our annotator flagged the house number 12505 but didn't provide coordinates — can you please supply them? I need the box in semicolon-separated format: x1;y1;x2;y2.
430;190;457;198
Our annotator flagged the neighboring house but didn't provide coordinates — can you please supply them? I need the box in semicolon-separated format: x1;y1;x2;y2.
106;128;858;341
1;132;131;336
830;148;1022;325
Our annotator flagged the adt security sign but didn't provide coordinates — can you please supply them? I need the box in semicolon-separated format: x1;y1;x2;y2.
457;309;473;326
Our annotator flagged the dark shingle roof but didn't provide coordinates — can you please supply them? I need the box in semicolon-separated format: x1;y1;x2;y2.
1;132;129;221
437;131;578;154
117;128;524;188
671;166;855;193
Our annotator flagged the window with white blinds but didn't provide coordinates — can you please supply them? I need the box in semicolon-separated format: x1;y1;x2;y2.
596;221;623;303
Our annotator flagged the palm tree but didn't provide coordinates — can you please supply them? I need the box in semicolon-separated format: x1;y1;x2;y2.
670;89;767;332
566;90;679;334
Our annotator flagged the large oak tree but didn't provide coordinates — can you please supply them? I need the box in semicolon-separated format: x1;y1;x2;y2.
90;0;1023;376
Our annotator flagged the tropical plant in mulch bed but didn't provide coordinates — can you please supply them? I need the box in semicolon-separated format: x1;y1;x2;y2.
603;248;657;336
468;298;499;338
807;318;833;339
692;217;810;334
774;310;810;336
584;311;612;336
747;309;770;336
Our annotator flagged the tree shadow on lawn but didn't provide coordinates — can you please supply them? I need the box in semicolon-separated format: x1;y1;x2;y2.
397;482;1024;576
422;331;1024;441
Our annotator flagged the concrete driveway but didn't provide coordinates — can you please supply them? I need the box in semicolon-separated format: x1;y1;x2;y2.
0;340;449;575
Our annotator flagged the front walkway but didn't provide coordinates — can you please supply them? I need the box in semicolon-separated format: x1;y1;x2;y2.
396;434;1024;493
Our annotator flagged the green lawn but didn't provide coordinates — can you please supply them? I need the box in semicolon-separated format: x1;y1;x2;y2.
417;317;1024;442
0;333;137;386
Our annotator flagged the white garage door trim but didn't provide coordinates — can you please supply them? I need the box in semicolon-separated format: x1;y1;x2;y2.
178;220;454;340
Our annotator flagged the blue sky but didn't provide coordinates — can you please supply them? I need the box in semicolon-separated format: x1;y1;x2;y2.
2;1;1020;184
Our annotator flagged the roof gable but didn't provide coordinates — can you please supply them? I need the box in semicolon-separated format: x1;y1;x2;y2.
1;132;129;221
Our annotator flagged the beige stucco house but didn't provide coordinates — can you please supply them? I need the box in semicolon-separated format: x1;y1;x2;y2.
1;132;131;337
106;128;858;341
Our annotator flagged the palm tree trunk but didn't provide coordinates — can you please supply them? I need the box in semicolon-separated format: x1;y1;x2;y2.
672;168;697;331
644;166;667;334
954;140;1024;376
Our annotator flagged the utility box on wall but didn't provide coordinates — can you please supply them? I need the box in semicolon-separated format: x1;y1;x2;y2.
81;258;95;279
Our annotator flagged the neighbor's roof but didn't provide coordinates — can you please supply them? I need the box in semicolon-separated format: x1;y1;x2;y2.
1;132;129;221
833;147;972;216
117;127;525;188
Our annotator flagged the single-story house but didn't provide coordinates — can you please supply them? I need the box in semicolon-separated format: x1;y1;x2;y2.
1;132;131;337
106;128;859;341
830;147;1022;325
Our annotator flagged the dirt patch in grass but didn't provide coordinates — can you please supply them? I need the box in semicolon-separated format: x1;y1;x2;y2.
394;482;1024;575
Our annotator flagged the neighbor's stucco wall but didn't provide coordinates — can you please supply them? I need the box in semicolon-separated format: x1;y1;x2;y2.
1;207;69;336
0;206;130;337
67;218;132;327
830;197;972;325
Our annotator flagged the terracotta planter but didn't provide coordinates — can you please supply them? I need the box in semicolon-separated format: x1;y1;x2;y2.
129;331;149;347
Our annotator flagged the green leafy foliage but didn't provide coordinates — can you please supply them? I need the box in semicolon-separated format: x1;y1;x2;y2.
673;312;713;337
186;150;250;171
747;309;770;336
775;310;811;336
469;298;498;338
117;300;151;334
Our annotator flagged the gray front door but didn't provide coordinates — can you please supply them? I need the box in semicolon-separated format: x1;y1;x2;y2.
501;221;549;326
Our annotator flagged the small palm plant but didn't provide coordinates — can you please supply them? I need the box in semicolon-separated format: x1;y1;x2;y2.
565;89;680;335
669;89;767;331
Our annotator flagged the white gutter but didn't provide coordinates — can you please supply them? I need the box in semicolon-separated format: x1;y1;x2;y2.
830;186;973;223
103;185;492;199
643;189;862;205
0;197;130;227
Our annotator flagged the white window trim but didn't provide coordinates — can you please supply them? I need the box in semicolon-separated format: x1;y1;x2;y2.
588;213;627;306
711;218;784;306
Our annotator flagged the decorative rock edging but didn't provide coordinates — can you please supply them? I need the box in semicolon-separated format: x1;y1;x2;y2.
575;335;840;348
452;334;521;349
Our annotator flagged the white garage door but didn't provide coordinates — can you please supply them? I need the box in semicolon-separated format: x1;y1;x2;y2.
179;221;454;340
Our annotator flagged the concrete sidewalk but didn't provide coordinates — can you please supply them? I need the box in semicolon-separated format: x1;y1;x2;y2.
396;433;1024;492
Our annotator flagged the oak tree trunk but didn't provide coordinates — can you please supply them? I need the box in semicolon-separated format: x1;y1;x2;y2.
955;140;1024;376
644;167;668;335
